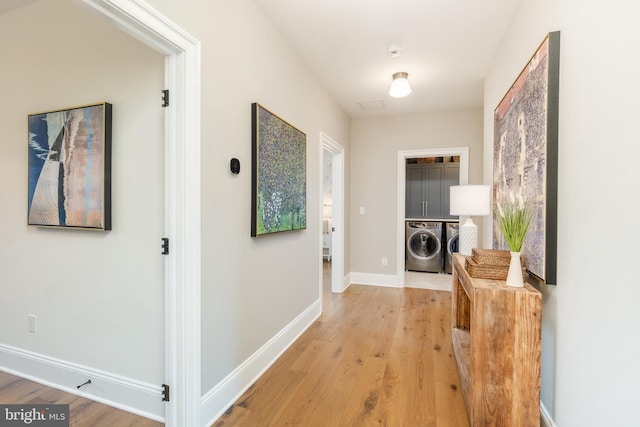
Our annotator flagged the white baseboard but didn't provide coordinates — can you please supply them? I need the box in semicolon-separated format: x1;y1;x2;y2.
0;344;164;422
342;272;352;292
200;299;322;427
350;272;402;288
541;401;556;427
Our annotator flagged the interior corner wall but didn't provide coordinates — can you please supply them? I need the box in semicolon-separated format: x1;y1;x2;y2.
483;0;640;425
0;0;165;384
350;108;483;276
142;0;351;396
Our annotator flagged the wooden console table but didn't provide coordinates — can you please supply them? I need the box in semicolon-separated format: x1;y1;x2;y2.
451;253;542;426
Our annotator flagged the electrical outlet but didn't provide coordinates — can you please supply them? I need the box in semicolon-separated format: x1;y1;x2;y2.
381;257;388;266
28;315;36;333
359;206;365;215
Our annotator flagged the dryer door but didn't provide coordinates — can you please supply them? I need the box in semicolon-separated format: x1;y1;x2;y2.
448;234;459;256
407;229;441;260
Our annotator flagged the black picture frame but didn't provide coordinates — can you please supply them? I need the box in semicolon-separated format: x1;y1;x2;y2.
28;102;112;231
251;103;307;237
493;32;560;285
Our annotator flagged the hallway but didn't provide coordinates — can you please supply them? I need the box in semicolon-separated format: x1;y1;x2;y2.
212;261;468;426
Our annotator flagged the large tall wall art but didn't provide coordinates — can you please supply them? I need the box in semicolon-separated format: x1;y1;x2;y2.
28;103;112;230
493;32;560;285
251;103;307;237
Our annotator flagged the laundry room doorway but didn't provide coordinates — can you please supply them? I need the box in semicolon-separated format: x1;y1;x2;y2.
396;147;469;287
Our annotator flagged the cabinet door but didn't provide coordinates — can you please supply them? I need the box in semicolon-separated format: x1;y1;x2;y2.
443;164;460;219
406;164;426;218
425;164;444;218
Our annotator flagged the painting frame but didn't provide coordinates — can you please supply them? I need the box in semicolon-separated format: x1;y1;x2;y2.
251;103;307;237
28;102;112;231
493;32;560;285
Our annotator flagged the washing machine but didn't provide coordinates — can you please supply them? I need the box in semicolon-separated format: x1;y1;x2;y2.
445;222;459;274
405;221;443;273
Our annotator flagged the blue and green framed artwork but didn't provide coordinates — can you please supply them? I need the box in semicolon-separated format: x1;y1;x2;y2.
28;103;112;230
251;103;306;237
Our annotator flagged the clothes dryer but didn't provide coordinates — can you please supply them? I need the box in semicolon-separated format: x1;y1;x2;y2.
405;221;443;273
445;222;459;274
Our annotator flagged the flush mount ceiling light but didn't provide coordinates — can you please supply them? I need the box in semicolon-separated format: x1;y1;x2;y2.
389;72;411;98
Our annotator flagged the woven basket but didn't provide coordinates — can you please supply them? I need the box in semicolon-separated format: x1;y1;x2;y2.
465;257;526;281
465;257;508;280
471;248;511;267
466;250;526;281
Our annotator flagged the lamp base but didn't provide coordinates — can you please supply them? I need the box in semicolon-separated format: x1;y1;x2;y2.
459;217;477;256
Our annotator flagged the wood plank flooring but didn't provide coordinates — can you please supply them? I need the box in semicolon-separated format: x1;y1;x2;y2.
0;371;162;426
0;263;468;426
212;263;469;426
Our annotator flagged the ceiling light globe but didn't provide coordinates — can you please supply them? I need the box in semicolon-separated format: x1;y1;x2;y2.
389;72;411;98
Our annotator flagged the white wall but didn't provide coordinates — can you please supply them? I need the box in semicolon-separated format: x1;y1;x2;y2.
142;0;351;396
0;0;165;384
1;0;351;421
350;109;483;276
483;0;640;425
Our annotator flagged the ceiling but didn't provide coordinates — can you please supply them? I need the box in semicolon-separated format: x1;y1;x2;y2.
252;0;521;117
0;0;38;14
2;0;521;117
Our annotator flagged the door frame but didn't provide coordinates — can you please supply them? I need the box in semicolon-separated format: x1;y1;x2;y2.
396;147;469;285
80;1;201;426
320;132;345;294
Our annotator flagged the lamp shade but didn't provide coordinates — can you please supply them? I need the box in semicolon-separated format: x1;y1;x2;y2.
450;185;490;216
389;72;411;98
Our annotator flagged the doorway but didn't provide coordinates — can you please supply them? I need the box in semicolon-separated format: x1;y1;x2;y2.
80;1;201;426
320;132;345;296
396;147;469;287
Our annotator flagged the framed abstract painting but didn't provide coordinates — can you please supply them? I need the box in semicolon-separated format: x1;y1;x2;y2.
493;32;560;285
28;102;112;230
251;103;307;237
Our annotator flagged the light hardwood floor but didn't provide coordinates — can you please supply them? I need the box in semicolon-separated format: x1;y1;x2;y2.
212;262;469;426
0;263;468;427
0;371;162;426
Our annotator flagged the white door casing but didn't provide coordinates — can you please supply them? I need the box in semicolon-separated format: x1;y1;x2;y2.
320;132;345;294
79;1;202;426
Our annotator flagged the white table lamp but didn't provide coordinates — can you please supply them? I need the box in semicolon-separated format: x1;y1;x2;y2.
450;185;490;256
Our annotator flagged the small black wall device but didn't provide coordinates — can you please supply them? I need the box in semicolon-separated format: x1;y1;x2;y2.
230;158;240;174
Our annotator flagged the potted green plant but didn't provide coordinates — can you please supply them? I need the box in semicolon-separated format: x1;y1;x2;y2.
496;193;533;287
